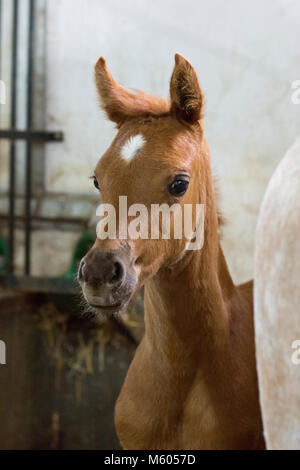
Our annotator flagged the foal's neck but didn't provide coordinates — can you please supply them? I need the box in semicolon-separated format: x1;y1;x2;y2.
144;218;235;376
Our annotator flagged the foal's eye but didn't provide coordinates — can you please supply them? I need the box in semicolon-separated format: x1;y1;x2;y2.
93;176;100;190
168;177;189;197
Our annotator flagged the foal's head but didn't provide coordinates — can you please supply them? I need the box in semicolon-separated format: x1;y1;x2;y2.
78;54;214;314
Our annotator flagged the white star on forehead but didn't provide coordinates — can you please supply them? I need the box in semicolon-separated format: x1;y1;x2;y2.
121;134;146;162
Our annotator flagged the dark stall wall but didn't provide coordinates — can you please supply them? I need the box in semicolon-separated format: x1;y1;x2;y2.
0;292;143;449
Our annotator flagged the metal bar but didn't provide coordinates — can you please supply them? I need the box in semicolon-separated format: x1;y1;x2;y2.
24;0;35;275
0;129;63;141
0;0;2;103
0;215;90;226
0;274;79;295
0;0;2;130
8;0;19;274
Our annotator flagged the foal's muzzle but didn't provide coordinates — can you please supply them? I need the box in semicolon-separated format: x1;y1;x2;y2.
78;245;137;314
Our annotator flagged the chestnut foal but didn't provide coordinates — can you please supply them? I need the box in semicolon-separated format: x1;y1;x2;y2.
78;54;264;449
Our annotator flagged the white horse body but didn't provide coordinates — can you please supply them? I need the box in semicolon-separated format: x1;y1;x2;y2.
255;137;300;449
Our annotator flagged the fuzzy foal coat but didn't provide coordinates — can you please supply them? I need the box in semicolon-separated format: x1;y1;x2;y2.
88;53;265;449
115;216;264;449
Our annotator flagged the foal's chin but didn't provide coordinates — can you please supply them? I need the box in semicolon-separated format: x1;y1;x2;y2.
85;297;130;317
79;280;137;318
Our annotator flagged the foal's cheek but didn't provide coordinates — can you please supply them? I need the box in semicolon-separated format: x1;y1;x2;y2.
132;243;173;287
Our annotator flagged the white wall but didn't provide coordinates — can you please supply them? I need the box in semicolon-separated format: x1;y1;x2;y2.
45;0;300;282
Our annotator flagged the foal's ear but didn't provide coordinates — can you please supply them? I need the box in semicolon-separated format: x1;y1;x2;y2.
94;56;168;124
170;53;204;123
94;57;130;124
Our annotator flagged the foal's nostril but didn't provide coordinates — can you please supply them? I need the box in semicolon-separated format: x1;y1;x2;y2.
109;261;125;286
79;250;127;289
